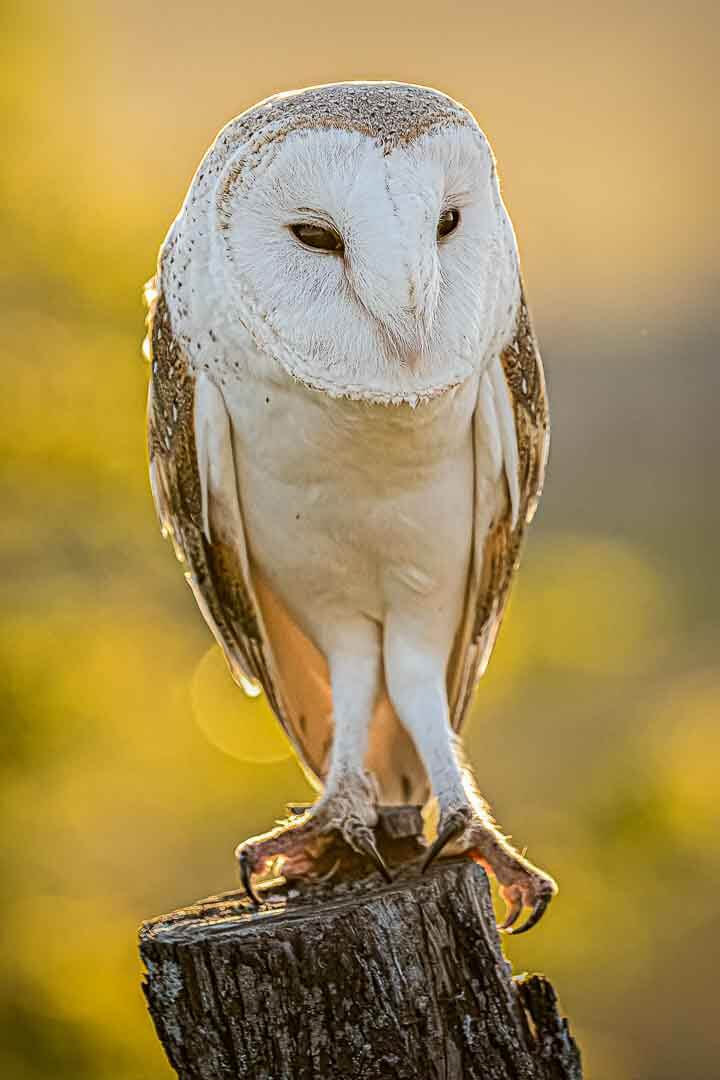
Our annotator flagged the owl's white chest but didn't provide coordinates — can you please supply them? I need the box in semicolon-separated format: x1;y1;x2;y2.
222;363;477;657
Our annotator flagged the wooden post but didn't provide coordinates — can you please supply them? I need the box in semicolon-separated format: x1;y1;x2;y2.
140;859;582;1080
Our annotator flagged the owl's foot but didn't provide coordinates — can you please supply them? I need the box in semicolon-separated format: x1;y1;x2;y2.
236;815;383;908
423;805;557;935
235;781;423;907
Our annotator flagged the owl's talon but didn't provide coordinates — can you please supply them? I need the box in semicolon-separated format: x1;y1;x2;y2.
235;787;396;896
425;804;557;934
421;809;470;873
496;872;556;935
498;895;524;931
238;849;262;909
504;892;551;936
350;826;392;882
315;857;342;884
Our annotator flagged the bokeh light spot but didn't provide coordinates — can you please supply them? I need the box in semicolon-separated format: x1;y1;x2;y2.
191;645;293;763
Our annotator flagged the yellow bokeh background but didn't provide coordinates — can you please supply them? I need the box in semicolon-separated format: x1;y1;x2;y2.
1;3;718;1077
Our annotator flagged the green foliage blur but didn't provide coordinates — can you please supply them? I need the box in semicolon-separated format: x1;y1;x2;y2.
1;3;717;1077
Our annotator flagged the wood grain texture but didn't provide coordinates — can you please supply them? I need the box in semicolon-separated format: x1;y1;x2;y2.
140;860;581;1080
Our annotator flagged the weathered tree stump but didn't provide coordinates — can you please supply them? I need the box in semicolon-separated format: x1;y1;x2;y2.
140;859;581;1079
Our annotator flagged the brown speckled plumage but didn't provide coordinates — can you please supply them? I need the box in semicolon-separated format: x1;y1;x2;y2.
449;293;549;730
219;82;471;158
147;291;286;723
168;85;472;243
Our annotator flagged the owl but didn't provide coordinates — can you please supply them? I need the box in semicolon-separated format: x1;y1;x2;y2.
145;82;556;934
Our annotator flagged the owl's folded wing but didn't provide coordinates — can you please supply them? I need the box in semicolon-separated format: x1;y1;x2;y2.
146;284;289;723
447;295;550;730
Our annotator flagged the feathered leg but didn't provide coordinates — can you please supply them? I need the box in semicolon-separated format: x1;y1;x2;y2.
384;615;556;934
236;619;390;902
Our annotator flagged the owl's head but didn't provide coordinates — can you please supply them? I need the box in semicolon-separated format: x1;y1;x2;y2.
160;82;521;404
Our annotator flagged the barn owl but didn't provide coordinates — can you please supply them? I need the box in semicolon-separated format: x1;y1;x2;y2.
145;82;556;934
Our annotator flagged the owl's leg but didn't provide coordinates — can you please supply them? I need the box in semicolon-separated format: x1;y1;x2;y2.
303;623;389;863
236;620;389;903
384;617;556;934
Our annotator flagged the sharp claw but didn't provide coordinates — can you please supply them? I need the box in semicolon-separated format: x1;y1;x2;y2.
498;896;524;931
352;828;393;883
238;849;261;909
421;812;468;873
505;892;551;936
315;857;342;884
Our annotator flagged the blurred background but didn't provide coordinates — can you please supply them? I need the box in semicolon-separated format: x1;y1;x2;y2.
1;2;717;1077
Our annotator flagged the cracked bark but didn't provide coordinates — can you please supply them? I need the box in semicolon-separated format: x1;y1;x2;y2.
140;859;582;1080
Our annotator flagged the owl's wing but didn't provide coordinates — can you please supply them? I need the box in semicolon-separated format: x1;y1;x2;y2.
447;294;550;730
145;284;296;742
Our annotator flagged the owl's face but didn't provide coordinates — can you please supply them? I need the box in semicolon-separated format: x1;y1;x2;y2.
163;86;521;403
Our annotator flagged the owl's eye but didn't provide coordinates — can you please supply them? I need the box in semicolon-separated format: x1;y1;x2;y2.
437;208;460;240
290;222;344;253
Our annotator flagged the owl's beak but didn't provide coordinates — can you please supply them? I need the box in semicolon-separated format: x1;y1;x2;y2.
373;267;439;359
348;242;440;359
342;179;442;360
